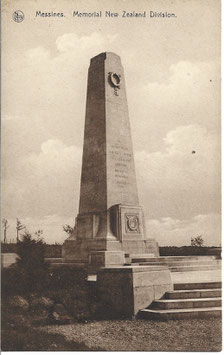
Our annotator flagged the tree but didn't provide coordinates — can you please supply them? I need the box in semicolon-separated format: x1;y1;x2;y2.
191;235;204;247
15;231;49;292
62;224;74;237
16;218;25;242
2;219;9;244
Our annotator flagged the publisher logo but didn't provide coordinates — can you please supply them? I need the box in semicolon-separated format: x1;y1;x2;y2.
13;10;24;23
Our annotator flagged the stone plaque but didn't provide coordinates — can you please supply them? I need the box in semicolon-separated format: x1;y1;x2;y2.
125;214;140;233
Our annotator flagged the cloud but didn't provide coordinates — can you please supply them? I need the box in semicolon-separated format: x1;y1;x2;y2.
129;60;220;153
2;31;120;152
146;213;221;247
56;32;117;53
137;61;219;108
2;139;82;219
135;124;220;220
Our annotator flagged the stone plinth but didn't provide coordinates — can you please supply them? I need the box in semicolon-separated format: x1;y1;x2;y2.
1;253;18;268
63;52;159;272
97;266;173;316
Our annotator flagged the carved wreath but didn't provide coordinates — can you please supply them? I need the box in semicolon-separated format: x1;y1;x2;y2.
125;214;140;233
108;72;121;88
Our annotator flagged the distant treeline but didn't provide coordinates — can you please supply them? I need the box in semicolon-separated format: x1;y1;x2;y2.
1;243;221;259
159;246;221;258
1;243;62;258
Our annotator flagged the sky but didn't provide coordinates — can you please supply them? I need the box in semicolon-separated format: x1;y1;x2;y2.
2;0;221;246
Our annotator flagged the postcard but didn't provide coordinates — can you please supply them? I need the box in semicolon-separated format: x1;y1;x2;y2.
1;0;221;352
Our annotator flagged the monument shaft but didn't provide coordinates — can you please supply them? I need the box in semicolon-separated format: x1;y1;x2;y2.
63;52;159;271
79;52;139;213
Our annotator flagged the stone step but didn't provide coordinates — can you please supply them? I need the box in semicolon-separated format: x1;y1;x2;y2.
134;263;221;272
139;307;222;320
131;255;216;263
45;258;87;265
151;297;221;310
45;258;63;263
129;254;155;259
165;288;221;299
123;262;222;273
48;262;86;269
169;264;221;272
135;260;221;267
174;281;222;290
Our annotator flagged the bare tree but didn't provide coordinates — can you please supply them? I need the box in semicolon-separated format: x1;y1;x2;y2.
2;219;10;244
16;218;26;242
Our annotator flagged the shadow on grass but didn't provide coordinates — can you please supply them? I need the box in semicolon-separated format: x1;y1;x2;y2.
1;327;104;351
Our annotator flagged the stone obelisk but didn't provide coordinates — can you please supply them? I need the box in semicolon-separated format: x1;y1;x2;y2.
63;52;159;271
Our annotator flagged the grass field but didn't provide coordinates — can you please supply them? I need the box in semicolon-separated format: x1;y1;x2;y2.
2;317;222;351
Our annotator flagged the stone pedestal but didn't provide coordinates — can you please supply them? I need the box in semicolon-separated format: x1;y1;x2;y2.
89;251;125;274
97;266;173;316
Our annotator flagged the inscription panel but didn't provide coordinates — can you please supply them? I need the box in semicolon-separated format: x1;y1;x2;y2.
108;140;133;188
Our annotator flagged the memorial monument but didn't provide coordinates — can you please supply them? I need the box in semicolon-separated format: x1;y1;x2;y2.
63;52;159;272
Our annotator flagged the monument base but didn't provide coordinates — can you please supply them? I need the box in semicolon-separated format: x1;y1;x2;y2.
89;251;125;274
62;236;125;273
62;204;159;272
97;265;173;316
146;239;160;257
123;239;159;257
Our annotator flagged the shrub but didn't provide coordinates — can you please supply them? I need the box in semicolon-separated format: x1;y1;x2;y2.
2;232;50;297
46;266;87;290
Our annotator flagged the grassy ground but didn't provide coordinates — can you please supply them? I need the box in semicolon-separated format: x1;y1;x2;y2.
2;317;220;351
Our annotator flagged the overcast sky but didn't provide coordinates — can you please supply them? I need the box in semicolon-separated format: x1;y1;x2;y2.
2;0;221;246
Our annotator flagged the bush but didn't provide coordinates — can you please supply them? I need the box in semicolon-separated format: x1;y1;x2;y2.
2;266;26;296
1;242;18;253
16;232;47;268
2;232;50;297
2;262;87;298
44;244;62;258
46;266;87;290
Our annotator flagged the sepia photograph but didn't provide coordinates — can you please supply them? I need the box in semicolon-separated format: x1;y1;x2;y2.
1;0;221;351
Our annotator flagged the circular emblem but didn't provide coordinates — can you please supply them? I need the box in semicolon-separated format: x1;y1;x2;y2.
109;72;121;88
13;10;24;23
127;215;139;232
